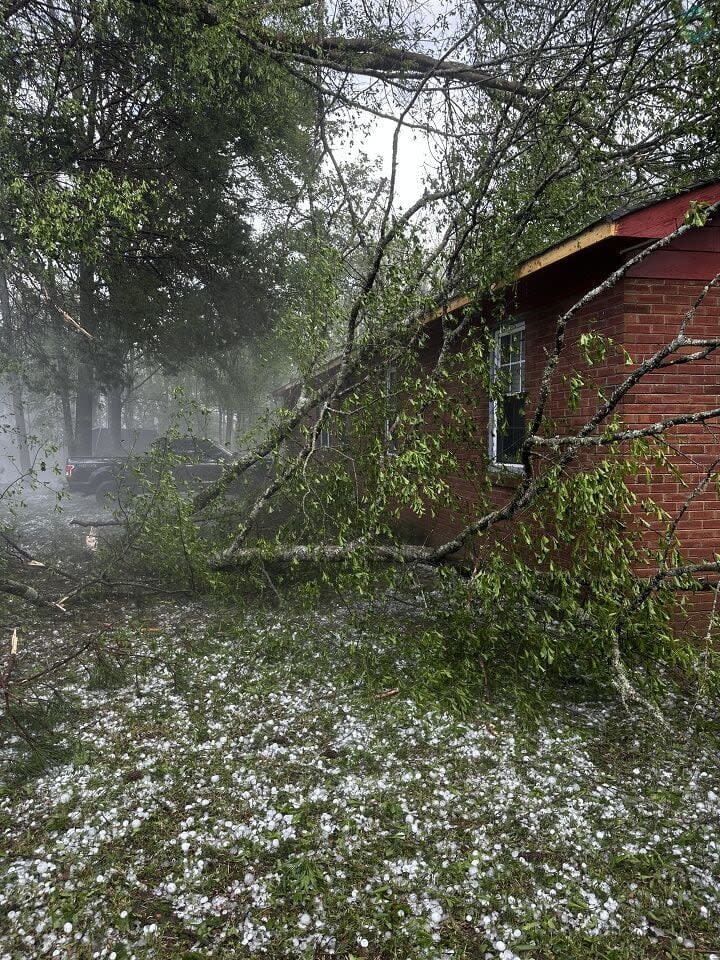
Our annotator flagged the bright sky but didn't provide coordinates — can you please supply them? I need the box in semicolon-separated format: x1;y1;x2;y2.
360;118;435;211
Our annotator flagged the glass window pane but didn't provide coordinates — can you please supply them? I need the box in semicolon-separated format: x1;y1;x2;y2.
497;328;524;395
497;394;526;464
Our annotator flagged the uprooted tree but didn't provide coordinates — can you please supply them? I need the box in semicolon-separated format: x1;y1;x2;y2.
3;0;720;710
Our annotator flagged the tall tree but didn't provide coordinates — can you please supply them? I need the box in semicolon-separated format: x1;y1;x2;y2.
1;0;310;453
0;266;31;473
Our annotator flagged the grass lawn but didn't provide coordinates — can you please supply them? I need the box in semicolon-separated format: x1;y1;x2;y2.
1;595;719;960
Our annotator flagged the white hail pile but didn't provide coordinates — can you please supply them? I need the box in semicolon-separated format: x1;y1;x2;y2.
1;606;719;959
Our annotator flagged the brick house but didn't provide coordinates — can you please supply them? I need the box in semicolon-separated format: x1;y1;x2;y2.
279;181;720;587
412;182;720;570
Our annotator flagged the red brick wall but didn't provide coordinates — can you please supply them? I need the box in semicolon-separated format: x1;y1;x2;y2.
621;274;720;565
395;228;720;630
403;280;629;551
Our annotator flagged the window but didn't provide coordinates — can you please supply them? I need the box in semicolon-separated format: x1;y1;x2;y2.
490;322;526;468
318;425;332;449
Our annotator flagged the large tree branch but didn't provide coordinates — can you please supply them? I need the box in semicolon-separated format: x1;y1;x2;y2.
129;0;540;99
259;33;541;98
530;406;720;450
210;538;435;571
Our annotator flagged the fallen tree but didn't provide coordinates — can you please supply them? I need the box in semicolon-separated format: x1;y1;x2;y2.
2;0;720;713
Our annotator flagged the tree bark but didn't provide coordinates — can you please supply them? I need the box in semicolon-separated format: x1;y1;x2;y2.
55;346;76;457
125;359;136;432
0;266;31;474
75;362;94;456
74;263;95;456
59;383;75;457
194;380;206;436
8;375;31;474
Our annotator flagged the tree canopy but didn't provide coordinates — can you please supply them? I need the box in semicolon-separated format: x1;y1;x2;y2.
1;0;313;452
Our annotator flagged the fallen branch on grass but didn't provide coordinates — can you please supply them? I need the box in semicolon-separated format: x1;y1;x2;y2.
1;531;80;581
69;518;125;527
0;579;68;612
209;539;438;570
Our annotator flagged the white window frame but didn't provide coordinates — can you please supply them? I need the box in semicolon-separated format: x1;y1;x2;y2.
489;320;526;471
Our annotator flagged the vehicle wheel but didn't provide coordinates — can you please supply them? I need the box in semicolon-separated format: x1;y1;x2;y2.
94;479;118;507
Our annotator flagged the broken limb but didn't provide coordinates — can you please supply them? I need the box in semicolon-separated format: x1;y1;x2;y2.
128;0;541;101
0;579;68;612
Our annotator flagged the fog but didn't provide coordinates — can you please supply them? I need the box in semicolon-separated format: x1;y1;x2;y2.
0;389;65;489
0;347;282;498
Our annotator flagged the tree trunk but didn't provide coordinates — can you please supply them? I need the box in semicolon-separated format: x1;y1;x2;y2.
49;326;76;458
74;263;95;456
0;266;31;474
225;410;234;446
194;384;205;436
8;376;31;474
108;386;123;453
125;365;136;432
75;362;94;456
59;379;75;458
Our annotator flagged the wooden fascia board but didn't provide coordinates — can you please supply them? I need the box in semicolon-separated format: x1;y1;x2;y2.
422;223;619;329
514;222;618;280
422;295;471;326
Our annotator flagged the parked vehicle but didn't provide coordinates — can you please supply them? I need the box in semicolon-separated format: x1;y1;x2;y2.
64;435;234;506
